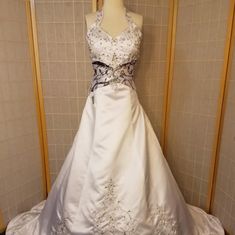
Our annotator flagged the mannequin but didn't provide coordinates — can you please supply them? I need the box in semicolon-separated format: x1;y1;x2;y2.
85;0;143;38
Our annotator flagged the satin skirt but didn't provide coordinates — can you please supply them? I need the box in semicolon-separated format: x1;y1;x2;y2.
6;83;224;235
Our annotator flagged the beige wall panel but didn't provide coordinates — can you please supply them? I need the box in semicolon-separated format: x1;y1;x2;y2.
0;0;44;227
212;15;235;234
166;0;230;210
34;0;94;184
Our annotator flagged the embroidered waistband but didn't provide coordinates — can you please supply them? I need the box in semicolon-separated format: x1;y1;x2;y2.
88;60;137;93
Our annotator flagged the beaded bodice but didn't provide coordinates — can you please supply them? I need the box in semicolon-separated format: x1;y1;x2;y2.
86;7;142;93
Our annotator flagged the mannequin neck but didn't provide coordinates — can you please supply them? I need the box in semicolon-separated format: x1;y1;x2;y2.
103;0;125;11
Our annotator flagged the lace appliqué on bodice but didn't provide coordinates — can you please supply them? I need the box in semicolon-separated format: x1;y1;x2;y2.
86;7;142;94
91;178;179;234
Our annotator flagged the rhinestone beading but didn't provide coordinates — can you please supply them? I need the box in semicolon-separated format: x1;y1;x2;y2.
86;7;142;96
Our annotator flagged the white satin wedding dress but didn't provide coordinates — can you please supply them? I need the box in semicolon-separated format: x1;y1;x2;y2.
6;7;224;235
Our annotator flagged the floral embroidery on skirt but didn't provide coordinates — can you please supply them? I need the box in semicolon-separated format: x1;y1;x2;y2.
91;178;179;235
51;216;70;235
149;206;178;234
91;178;139;234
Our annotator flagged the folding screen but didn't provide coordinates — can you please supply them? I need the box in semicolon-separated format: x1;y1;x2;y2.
165;0;231;211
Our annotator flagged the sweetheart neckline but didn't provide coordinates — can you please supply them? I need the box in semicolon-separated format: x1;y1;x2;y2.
86;21;142;42
97;24;131;41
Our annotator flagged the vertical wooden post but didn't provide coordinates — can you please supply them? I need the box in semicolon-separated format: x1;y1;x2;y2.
92;0;97;12
97;0;103;10
0;210;5;233
207;0;235;213
161;0;178;156
25;0;51;196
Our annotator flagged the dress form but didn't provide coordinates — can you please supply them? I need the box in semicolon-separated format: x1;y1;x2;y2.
85;0;143;38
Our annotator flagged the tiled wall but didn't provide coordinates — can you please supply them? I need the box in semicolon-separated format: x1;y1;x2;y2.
166;0;230;210
0;0;44;226
212;23;235;234
35;0;170;184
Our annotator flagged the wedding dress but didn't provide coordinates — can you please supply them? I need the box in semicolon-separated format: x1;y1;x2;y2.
5;7;225;235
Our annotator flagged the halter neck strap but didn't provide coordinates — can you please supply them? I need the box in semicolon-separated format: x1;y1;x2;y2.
95;7;134;28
